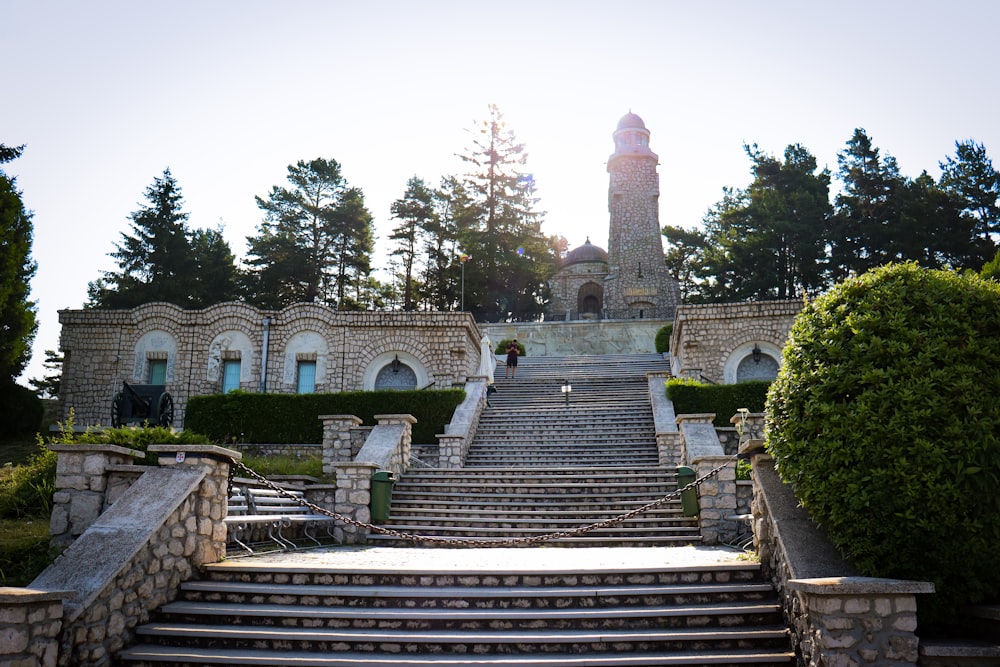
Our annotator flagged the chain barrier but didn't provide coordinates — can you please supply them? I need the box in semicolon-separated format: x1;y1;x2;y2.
227;457;735;548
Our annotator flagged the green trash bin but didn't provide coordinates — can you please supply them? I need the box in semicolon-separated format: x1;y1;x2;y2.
370;470;396;523
676;466;699;517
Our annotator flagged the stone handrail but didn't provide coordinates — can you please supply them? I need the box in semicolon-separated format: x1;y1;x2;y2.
437;377;488;468
9;444;237;666
741;438;934;665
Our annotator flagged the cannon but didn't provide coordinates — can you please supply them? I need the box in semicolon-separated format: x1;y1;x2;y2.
111;381;174;428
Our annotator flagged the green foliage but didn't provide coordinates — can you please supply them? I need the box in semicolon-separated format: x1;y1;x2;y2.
240;454;324;479
0;382;42;437
243;158;375;309
0;441;56;519
453;105;558;322
185;389;465;445
654;324;673;354
0;144;37;383
765;262;1000;626
494;339;525;356
0;518;53;586
87;168;239;308
665;378;770;426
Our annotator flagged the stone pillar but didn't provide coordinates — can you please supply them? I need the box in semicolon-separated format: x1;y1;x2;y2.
332;462;377;544
148;444;241;565
657;431;682;467
49;445;145;549
374;414;416;477
787;578;934;666
433;372;452;389
319;414;363;475
693;455;737;545
0;588;67;667
437;434;465;468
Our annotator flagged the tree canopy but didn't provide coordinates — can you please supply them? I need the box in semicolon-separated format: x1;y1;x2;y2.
0;143;37;383
452;105;558;321
88;168;239;309
243;158;376;309
669;129;1000;302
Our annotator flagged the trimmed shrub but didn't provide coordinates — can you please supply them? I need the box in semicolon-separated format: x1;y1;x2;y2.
766;263;1000;627
654;324;673;354
185;389;466;445
666;378;770;426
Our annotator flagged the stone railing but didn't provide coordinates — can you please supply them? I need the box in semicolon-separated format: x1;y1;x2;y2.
674;413;738;545
741;438;934;665
437;377;488;468
647;371;681;467
330;414;415;544
10;444;237;667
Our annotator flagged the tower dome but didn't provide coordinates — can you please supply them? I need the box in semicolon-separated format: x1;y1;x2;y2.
616;112;646;131
562;238;608;268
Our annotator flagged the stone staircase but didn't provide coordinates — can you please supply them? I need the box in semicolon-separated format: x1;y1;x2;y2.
119;555;796;666
370;354;698;546
116;353;795;665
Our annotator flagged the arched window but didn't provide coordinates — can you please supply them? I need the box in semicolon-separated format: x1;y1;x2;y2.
374;359;418;390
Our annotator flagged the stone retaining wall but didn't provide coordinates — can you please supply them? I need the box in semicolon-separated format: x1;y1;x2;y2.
58;303;481;427
742;438;934;665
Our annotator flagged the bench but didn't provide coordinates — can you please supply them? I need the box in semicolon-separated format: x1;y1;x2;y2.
224;484;339;555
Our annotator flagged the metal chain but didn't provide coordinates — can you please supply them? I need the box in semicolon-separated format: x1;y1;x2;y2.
228;457;734;548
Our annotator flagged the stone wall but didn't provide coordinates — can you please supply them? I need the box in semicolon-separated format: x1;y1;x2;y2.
670;300;801;384
27;445;234;666
58;303;481;428
743;438;935;665
485;320;670;357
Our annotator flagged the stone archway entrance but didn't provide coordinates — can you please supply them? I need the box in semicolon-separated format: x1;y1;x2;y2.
577;282;603;319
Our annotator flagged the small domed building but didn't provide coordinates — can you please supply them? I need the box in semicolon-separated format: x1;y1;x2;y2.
547;238;608;320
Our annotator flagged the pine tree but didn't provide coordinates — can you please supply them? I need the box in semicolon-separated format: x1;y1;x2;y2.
244;158;374;309
389;176;436;310
0;143;37;383
454;105;555;321
88;168;237;308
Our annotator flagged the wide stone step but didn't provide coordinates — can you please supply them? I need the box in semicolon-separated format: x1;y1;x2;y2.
132;623;790;654
400;468;677;481
120;645;796;666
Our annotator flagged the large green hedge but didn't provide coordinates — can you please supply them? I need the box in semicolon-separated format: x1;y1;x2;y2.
766;263;1000;627
666;378;770;426
654;324;672;354
185;389;466;445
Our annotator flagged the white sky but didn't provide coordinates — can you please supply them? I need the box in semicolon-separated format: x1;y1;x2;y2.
6;0;1000;384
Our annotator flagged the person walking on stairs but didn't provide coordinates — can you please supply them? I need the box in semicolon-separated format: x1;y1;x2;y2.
505;339;519;379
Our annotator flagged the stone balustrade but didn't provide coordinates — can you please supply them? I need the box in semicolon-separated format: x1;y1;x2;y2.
741;437;934;666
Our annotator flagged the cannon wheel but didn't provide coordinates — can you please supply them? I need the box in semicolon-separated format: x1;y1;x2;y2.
111;392;123;428
157;392;174;427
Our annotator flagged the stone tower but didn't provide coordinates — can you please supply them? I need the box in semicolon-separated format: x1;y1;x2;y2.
603;112;680;319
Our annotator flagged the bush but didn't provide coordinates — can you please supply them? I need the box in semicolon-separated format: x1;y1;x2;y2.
765;263;1000;627
0;518;53;586
185;389;466;445
0;382;42;438
654;324;673;354
495;339;525;356
666;378;770;426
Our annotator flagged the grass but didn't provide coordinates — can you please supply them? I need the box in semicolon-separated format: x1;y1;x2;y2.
0;517;54;586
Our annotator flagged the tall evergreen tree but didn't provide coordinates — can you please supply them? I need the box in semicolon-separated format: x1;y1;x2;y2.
454;105;556;321
389;176;436;310
0;144;37;383
88;168;237;308
244;158;374;309
830;129;908;278
939;139;1000;246
685;144;832;302
424;176;473;311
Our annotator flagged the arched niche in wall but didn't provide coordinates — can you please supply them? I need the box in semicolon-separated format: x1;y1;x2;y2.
363;351;428;391
629;300;656;319
133;329;178;384
207;330;254;384
723;341;782;384
577;281;603;318
281;330;329;388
